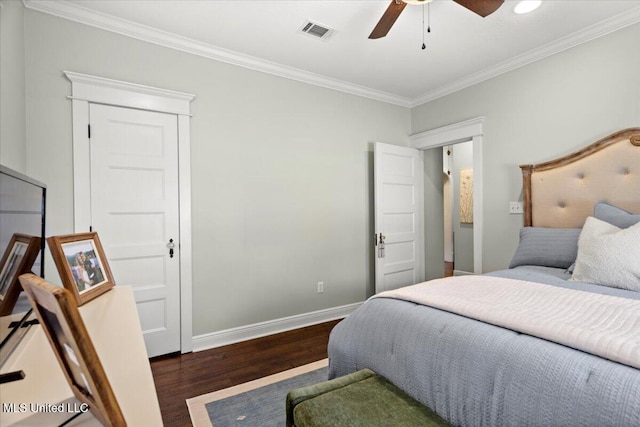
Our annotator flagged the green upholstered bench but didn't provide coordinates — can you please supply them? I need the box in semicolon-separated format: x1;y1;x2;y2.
286;369;451;427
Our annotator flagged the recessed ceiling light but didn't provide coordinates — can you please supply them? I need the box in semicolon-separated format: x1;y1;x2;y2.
403;0;434;4
514;0;541;14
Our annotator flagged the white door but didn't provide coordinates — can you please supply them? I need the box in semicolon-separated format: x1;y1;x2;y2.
374;142;424;293
89;103;181;357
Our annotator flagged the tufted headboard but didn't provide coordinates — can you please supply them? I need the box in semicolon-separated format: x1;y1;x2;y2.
520;128;640;228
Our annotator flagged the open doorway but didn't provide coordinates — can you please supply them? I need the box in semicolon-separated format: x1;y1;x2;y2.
409;117;484;278
442;141;474;277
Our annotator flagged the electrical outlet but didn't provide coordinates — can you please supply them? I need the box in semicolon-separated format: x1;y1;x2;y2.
509;202;523;214
317;282;324;294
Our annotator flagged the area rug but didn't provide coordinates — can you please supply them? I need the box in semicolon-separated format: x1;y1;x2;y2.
187;359;328;427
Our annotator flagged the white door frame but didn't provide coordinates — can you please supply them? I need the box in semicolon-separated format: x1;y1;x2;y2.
409;117;484;274
64;71;195;353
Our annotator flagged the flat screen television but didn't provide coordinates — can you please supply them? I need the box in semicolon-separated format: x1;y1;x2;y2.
0;165;46;372
0;165;46;269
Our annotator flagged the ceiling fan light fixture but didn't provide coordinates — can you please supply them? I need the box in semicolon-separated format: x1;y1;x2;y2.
514;0;541;14
402;0;434;5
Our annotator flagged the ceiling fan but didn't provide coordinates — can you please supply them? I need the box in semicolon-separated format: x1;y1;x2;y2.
369;0;504;39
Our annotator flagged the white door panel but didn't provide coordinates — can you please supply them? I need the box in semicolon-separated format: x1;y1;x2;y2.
89;104;180;357
374;143;424;293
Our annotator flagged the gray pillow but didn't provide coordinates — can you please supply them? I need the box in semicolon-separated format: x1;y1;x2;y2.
594;202;640;229
509;227;581;269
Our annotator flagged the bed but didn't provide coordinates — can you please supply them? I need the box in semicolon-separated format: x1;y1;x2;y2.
327;128;640;426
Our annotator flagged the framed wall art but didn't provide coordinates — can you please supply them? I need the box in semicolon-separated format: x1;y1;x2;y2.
19;273;126;426
47;232;115;306
0;234;42;316
459;168;474;224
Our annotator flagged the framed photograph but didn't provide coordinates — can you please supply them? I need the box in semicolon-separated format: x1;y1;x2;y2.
47;232;115;306
19;273;126;426
0;234;42;316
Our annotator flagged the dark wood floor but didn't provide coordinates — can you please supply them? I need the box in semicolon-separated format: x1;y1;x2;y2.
445;261;454;277
150;319;341;426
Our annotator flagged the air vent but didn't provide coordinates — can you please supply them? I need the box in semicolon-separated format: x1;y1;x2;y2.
299;20;335;41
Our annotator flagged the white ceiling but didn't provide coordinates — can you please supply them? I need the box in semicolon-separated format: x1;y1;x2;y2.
24;0;640;107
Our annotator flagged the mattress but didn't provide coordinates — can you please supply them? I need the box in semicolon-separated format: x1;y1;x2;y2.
327;267;640;426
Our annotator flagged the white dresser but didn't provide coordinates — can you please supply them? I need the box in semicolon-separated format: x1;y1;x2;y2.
0;286;163;426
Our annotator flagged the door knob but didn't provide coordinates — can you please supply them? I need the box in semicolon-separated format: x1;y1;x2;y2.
377;234;385;258
167;239;175;258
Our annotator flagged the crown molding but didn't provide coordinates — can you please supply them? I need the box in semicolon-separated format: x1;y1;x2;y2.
23;1;640;110
410;6;640;107
22;0;413;108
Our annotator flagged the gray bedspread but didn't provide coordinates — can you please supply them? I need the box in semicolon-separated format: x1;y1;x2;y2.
327;267;640;426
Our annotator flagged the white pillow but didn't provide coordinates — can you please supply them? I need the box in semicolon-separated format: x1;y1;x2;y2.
569;216;640;292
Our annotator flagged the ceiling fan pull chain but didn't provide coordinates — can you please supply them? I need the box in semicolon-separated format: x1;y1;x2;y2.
427;2;431;33
422;4;426;50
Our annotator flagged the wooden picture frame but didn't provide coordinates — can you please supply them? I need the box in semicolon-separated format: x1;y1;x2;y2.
18;273;126;426
47;232;115;306
0;234;42;316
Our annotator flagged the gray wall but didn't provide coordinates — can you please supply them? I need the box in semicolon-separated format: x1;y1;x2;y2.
21;9;410;335
414;23;640;274
0;0;26;172
423;151;444;280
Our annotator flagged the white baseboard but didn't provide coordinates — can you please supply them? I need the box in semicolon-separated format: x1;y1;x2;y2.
453;269;474;276
191;302;363;352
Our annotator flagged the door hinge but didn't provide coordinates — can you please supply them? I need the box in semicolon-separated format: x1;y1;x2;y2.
88;124;91;139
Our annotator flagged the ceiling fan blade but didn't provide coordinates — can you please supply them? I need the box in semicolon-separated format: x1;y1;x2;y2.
453;0;504;17
369;0;407;39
